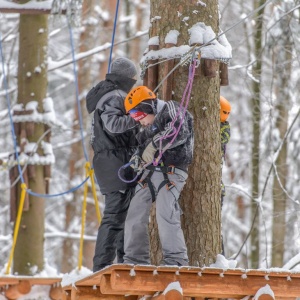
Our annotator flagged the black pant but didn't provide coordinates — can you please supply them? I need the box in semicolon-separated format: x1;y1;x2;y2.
93;188;134;272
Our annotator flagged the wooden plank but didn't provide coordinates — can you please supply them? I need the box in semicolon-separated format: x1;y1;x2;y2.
0;278;19;286
99;274;153;297
0;7;53;14
0;277;61;286
70;285;138;300
110;269;300;298
62;288;71;300
0;3;66;15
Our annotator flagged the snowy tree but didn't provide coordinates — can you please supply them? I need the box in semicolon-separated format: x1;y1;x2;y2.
13;12;49;275
146;0;229;266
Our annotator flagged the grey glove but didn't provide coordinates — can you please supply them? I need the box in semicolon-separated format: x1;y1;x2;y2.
130;154;142;172
142;142;157;164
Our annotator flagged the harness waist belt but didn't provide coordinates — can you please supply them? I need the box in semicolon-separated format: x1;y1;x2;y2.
146;165;188;180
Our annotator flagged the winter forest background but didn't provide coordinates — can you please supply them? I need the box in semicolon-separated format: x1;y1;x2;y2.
0;0;300;278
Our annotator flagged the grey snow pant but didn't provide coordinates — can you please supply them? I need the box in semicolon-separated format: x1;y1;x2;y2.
93;188;135;272
124;170;188;266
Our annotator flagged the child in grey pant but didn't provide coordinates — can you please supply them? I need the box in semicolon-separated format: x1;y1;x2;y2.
123;86;194;266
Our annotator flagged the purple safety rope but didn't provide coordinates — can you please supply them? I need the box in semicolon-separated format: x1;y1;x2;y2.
153;59;197;165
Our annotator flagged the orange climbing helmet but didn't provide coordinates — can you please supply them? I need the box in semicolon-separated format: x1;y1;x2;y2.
125;86;156;113
220;96;231;122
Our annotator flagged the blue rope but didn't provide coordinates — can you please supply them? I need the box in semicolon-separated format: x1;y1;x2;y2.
107;0;120;73
0;32;25;184
27;176;89;198
67;20;89;162
1;30;91;199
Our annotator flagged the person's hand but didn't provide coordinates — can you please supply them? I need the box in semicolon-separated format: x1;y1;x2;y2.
142;142;157;163
130;154;142;172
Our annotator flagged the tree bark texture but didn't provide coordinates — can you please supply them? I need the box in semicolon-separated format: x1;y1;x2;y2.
250;0;266;269
271;4;292;267
149;0;221;267
14;13;48;275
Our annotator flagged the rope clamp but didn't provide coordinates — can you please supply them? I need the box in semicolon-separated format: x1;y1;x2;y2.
138;180;148;189
167;165;176;175
166;181;176;190
192;49;201;68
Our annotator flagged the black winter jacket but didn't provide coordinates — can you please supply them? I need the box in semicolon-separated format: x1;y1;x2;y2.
86;74;138;194
137;100;194;171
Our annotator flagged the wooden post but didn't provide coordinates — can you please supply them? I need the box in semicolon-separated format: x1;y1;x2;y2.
203;59;217;78
18;280;31;294
25;109;34;137
49;285;63;300
219;62;229;86
5;285;21;299
143;68;149;86
162;43;175;100
147;45;159;91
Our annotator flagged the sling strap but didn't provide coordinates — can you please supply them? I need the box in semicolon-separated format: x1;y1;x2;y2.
137;170;156;202
136;165;188;202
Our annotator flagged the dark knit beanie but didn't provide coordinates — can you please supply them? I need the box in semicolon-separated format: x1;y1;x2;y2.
135;99;157;114
110;57;137;78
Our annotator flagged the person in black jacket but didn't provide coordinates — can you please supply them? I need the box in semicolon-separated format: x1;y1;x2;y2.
86;57;139;272
123;86;194;266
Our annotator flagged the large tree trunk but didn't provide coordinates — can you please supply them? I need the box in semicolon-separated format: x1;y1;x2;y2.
149;0;221;267
250;0;266;269
13;13;48;275
271;3;292;267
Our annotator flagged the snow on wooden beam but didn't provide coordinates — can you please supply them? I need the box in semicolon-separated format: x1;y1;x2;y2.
0;0;65;14
62;265;300;300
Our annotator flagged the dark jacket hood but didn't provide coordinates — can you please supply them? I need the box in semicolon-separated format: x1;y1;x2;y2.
86;73;136;114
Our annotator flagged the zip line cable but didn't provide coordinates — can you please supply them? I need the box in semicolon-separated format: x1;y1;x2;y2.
107;0;120;72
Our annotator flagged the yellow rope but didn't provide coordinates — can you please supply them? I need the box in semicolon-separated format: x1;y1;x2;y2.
77;164;89;271
89;166;102;224
5;183;27;275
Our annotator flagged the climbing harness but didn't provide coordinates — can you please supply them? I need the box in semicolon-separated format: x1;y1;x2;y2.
135;164;188;203
118;53;198;186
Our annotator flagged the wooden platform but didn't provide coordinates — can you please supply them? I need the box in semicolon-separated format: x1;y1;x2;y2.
61;264;300;299
0;276;62;300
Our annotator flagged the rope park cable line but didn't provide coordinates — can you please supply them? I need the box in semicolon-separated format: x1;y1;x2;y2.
0;0;295;273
